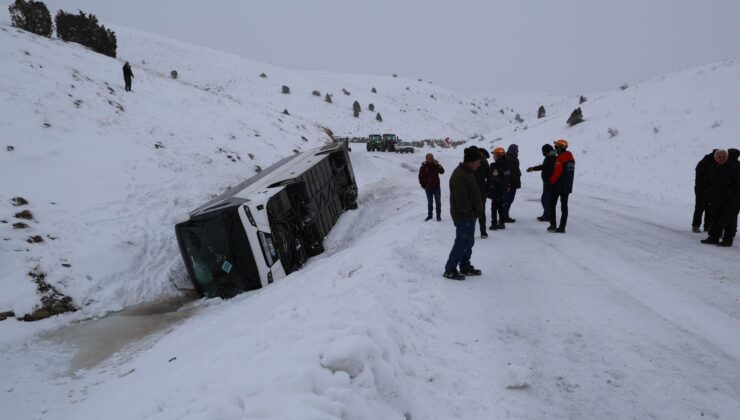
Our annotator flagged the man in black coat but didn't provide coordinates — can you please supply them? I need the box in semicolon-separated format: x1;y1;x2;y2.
503;144;521;222
692;150;716;232
123;61;134;92
473;148;492;237
418;153;445;221
701;149;738;247
444;147;484;280
527;144;557;222
487;147;511;231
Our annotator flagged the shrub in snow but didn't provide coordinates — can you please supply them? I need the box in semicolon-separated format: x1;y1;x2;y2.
324;93;332;103
281;85;290;94
579;95;587;104
170;70;178;79
55;10;117;57
499;109;505;114
368;103;375;112
620;83;629;91
282;109;290;115
342;88;350;96
6;145;15;152
11;197;29;206
352;101;361;118
15;209;34;220
607;128;619;138
537;105;546;119
567;107;584;126
392;73;398;77
311;90;321;96
376;112;382;122
515;113;524;123
8;0;52;38
259;73;267;78
371;87;377;93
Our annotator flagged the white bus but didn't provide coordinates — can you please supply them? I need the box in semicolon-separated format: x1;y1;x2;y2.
175;143;358;298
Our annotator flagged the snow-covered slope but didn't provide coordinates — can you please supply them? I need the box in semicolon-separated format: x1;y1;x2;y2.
0;21;499;318
479;60;740;203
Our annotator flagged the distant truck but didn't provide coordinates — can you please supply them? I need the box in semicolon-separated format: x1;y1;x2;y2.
175;143;358;298
366;134;382;152
395;142;415;154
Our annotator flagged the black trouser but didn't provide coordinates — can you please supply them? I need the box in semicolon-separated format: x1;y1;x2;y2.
425;187;441;218
478;193;487;233
549;190;569;228
490;197;506;227
124;76;132;91
692;192;711;229
709;201;739;242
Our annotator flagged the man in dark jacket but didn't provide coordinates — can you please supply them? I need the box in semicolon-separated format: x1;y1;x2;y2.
444;147;484;280
548;139;575;233
702;149;739;247
503;144;521;222
419;153;445;221
473;148;492;237
487;147;511;231
123;61;134;92
693;150;716;232
527;144;557;222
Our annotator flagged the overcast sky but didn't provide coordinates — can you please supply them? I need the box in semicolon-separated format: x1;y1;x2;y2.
12;0;740;94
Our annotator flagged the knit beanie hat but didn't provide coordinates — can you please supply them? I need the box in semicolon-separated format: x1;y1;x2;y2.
464;146;481;163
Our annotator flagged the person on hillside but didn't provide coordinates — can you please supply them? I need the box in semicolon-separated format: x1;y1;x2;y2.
444;147;484;280
487;147;511;231
692;150;717;232
503;144;521;223
123;61;134;92
702;149;739;247
527;144;557;222
473;148;492;237
419;153;445;221
547;139;576;233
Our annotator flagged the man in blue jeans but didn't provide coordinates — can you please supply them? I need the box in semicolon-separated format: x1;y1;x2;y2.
418;153;445;221
444;147;484;280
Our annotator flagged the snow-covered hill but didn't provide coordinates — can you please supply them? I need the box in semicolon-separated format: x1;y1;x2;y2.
1;19;739;420
0;20;500;318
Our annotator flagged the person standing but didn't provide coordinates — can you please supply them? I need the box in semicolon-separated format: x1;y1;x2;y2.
487;147;511;231
419;153;445;221
527;144;557;222
123;61;134;92
503;144;521;223
474;148;492;237
444;147;484;280
702;149;738;247
547;139;575;233
692;150;716;232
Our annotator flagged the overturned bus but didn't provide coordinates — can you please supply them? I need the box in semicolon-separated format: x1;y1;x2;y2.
175;143;358;298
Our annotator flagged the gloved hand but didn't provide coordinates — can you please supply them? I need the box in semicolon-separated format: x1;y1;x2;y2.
526;167;534;172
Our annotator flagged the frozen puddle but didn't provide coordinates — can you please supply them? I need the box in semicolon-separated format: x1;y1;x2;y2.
40;296;198;376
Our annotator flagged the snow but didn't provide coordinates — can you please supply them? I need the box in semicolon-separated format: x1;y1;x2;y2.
1;19;739;420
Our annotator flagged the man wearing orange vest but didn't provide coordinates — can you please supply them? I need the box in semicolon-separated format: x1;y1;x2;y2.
548;139;575;233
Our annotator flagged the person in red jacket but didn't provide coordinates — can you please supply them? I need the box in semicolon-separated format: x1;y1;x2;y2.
548;139;575;233
419;153;445;221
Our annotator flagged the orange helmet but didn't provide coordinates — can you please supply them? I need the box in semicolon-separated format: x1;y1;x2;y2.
492;147;506;156
554;139;568;148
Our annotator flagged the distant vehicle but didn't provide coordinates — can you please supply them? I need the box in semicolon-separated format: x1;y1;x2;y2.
367;134;382;151
175;143;358;298
381;134;398;152
395;142;415;154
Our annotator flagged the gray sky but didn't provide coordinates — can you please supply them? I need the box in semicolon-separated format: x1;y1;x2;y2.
14;0;740;94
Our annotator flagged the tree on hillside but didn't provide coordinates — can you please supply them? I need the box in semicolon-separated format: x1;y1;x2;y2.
55;10;116;57
8;0;52;37
567;107;584;126
352;101;361;117
324;93;332;103
376;113;382;122
368;103;375;112
537;105;546;119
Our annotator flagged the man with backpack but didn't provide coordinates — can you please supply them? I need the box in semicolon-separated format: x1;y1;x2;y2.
547;139;575;233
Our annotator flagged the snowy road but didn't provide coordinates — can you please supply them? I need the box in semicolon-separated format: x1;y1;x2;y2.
2;148;739;419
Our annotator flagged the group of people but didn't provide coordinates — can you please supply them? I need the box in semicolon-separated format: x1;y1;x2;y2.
693;148;740;247
418;140;576;280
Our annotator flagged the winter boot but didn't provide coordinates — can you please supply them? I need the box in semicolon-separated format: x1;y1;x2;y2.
497;222;506;230
701;237;720;245
443;270;465;280
504;218;516;223
547;225;558;233
481;231;488;238
537;215;549;222
460;266;482;276
425;215;432;222
556;226;566;233
717;239;734;247
691;226;701;233
436;215;442;222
